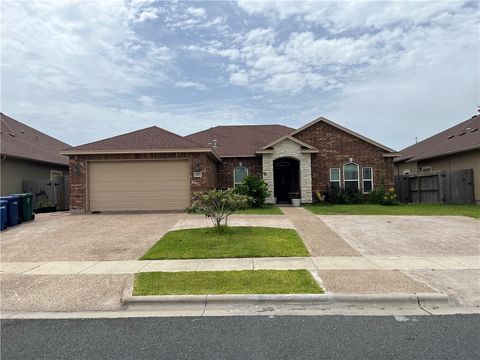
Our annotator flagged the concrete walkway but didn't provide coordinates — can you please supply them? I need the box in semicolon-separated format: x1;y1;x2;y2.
281;207;360;256
1;256;478;275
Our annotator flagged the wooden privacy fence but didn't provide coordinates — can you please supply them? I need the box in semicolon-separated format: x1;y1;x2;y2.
395;169;475;205
22;175;69;211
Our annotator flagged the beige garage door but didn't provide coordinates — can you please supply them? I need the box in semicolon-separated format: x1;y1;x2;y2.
88;160;190;211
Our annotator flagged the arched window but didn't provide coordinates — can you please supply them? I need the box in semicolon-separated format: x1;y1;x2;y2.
343;163;359;192
234;165;248;187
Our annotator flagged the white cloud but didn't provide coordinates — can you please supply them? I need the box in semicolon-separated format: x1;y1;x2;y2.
174;81;207;90
134;8;160;22
237;1;468;33
1;1;174;98
230;71;249;86
186;7;207;18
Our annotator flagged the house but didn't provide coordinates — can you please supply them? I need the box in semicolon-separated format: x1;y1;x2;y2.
395;115;480;204
0;113;70;196
62;116;398;212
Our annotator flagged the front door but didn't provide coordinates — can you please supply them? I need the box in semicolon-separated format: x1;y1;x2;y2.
273;158;300;203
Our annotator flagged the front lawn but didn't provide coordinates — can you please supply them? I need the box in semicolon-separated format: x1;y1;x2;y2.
140;226;309;260
304;203;480;218
133;270;323;295
234;205;284;215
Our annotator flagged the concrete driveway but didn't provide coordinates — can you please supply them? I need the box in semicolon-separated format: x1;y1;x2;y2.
319;215;480;306
320;215;479;257
0;212;184;262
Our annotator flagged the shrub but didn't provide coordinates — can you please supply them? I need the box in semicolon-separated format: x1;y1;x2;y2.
344;189;364;204
324;185;364;204
369;187;386;204
187;189;252;231
368;179;399;206
235;175;270;208
381;187;399;206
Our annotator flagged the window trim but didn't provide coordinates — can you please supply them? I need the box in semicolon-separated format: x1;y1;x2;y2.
233;165;248;187
421;167;432;173
402;169;411;175
329;168;341;191
362;166;373;194
343;163;360;191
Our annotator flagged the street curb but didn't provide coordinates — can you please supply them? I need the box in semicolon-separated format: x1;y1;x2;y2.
122;292;449;311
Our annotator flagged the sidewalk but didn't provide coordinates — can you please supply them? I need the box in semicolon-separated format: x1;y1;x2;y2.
281;207;360;256
2;256;479;275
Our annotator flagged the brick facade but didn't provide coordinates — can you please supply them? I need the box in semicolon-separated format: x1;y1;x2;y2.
293;121;395;200
69;152;217;211
216;157;263;189
68;120;395;211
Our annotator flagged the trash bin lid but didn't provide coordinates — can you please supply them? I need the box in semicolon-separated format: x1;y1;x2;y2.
11;193;28;197
0;196;19;200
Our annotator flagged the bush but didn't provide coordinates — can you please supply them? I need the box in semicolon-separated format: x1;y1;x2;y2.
324;185;364;204
187;189;252;231
235;175;270;208
345;189;364;204
369;186;386;204
368;177;399;206
380;187;399;206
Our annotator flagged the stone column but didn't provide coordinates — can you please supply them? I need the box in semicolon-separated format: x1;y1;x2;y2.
300;153;313;203
262;153;275;204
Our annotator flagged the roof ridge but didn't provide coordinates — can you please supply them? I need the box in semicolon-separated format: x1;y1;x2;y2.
67;125;204;151
399;115;478;154
1;113;71;147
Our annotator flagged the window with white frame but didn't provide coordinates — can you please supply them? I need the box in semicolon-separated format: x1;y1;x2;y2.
329;168;341;192
402;170;411;175
233;165;248;187
343;163;359;192
362;167;373;193
421;167;431;173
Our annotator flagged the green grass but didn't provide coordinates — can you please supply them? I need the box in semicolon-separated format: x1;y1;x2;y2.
133;270;323;295
304;203;480;218
234;205;284;215
140;226;309;260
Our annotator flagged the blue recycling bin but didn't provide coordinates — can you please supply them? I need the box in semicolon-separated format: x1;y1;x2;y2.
0;200;8;230
0;196;20;227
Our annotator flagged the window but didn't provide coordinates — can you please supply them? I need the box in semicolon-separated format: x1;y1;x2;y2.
329;168;341;192
343;163;359;192
234;165;248;187
362;167;373;193
402;170;411;175
421;167;431;173
50;170;63;181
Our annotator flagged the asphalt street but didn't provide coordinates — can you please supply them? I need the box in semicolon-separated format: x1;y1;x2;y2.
2;315;479;359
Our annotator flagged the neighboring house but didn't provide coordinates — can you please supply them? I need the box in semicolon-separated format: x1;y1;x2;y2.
0;113;70;195
62;116;397;212
395;115;480;204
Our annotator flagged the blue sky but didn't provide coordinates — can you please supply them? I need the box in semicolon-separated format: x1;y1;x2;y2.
1;0;478;149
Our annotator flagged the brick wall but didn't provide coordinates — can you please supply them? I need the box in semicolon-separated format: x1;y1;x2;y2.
216;157;263;189
69;152;218;212
294;121;395;200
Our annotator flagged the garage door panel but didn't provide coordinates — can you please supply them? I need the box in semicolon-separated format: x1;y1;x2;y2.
88;160;190;211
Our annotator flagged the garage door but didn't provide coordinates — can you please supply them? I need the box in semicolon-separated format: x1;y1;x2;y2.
88;160;190;211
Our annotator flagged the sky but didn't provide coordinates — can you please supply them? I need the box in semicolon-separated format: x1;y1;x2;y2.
1;0;479;150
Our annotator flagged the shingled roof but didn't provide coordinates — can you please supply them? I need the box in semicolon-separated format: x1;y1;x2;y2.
396;115;480;163
186;125;294;157
62;126;207;154
1;113;70;166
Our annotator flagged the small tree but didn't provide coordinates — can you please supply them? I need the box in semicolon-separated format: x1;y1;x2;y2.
235;175;270;208
187;189;252;231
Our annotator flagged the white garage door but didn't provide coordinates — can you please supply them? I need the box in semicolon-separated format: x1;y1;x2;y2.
88;160;190;211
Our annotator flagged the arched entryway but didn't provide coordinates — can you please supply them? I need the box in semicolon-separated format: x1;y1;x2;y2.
273;157;300;203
